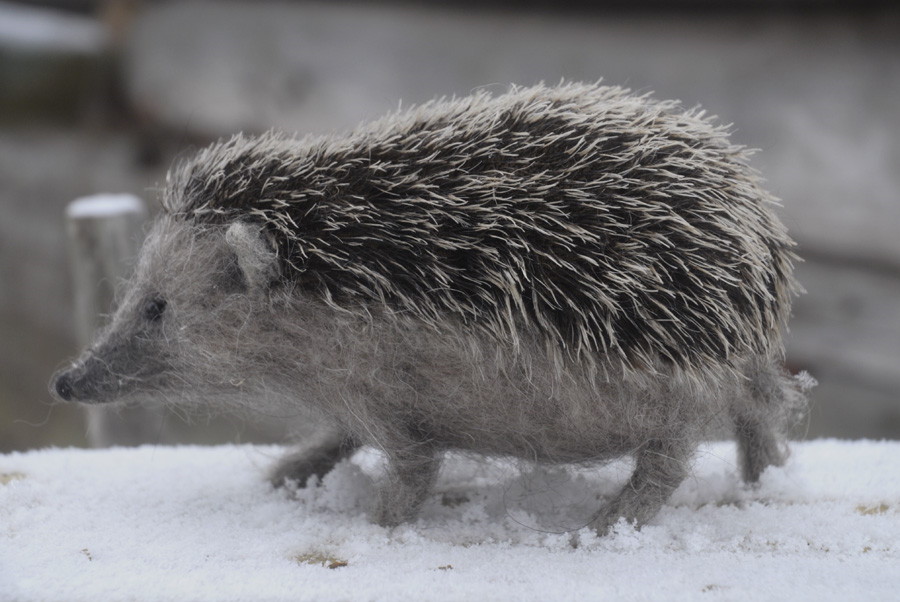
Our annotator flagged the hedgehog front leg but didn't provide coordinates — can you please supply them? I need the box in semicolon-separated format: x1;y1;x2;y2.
270;430;360;488
373;446;441;527
590;437;696;535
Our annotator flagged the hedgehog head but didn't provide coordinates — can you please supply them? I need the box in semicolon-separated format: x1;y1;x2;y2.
50;214;291;407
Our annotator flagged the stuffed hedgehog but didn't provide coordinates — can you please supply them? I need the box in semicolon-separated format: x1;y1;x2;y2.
51;82;810;534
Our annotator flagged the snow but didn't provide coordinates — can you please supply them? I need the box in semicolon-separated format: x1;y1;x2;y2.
0;1;104;53
1;440;897;601
66;194;147;220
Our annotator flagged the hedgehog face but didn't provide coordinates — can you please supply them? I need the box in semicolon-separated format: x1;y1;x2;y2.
50;218;277;405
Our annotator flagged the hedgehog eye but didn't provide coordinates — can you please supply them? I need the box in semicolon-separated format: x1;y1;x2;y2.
142;296;167;323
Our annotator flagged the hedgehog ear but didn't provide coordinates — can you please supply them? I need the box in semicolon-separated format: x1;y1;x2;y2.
225;221;280;293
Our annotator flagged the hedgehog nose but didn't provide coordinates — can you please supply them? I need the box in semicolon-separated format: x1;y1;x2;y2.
53;372;74;401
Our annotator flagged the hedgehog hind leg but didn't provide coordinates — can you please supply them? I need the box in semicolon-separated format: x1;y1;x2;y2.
733;412;787;484
373;445;442;527
590;436;697;536
732;358;809;483
270;430;360;488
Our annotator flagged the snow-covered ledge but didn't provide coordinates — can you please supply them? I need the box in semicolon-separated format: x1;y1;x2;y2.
1;441;897;601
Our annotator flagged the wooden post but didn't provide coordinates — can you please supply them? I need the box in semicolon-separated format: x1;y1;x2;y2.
66;194;166;447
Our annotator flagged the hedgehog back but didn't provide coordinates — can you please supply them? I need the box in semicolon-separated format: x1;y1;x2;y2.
166;83;798;374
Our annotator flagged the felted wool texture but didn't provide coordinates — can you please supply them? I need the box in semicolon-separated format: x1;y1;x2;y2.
50;82;811;534
167;81;799;377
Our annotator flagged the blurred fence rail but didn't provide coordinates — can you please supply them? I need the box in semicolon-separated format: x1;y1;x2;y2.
65;193;172;447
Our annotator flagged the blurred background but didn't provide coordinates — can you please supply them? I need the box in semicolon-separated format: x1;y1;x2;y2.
1;0;898;452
